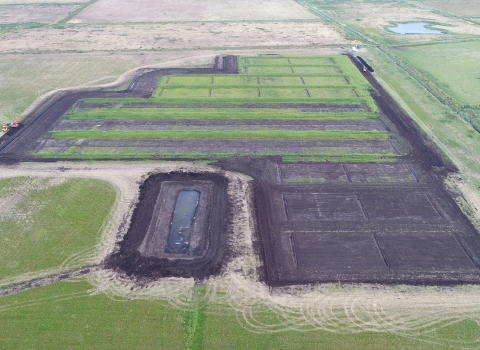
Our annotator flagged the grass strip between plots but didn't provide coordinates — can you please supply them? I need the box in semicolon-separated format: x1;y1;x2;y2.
50;130;388;140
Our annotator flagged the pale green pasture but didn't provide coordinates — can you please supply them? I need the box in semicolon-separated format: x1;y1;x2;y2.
65;107;375;120
0;56;135;125
396;41;480;105
260;88;308;98
160;88;209;98
0;279;185;350
258;76;304;85
243;56;335;65
165;75;213;85
244;66;296;74
243;57;291;65
0;177;115;281
210;88;258;98
293;66;341;74
302;76;349;85
308;88;358;98
213;75;258;85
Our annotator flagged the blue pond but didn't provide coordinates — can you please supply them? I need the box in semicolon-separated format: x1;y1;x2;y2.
388;22;443;34
166;190;200;254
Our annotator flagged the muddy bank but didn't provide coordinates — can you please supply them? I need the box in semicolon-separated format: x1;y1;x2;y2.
104;172;229;280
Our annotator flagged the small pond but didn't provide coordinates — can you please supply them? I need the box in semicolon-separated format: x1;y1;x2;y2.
166;190;200;254
388;22;443;34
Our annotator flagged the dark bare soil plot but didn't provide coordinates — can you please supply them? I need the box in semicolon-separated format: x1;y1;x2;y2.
376;233;479;272
279;162;421;184
284;193;366;221
292;233;387;272
280;163;348;184
105;172;229;280
52;118;386;132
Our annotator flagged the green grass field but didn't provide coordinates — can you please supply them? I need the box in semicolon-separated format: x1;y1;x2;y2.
0;56;136;125
65;107;376;120
0;177;116;282
1;276;478;350
395;41;480;106
0;278;186;350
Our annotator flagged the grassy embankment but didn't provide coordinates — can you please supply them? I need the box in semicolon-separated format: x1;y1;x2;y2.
36;55;394;161
0;177;115;284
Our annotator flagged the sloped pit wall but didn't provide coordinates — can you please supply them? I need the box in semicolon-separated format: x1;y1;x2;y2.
105;172;229;280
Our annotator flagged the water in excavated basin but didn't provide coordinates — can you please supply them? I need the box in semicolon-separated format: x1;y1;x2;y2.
388;22;443;34
166;190;200;254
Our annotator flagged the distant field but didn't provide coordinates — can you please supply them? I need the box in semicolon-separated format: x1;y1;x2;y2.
0;177;115;282
421;0;480;16
0;55;135;125
0;4;77;24
396;41;480;105
71;0;316;22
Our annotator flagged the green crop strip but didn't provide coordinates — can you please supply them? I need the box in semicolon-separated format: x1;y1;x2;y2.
50;130;389;140
65;107;377;120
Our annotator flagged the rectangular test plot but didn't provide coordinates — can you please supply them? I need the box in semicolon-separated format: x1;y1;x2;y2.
283;193;366;221
280;163;348;184
377;233;478;271
292;233;386;271
344;163;418;183
164;76;213;85
359;192;443;220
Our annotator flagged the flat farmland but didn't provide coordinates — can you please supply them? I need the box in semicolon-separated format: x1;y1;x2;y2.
0;177;115;285
0;22;345;53
421;0;480;16
3;52;480;349
71;0;317;22
395;41;480;106
28;54;385;160
0;4;78;24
